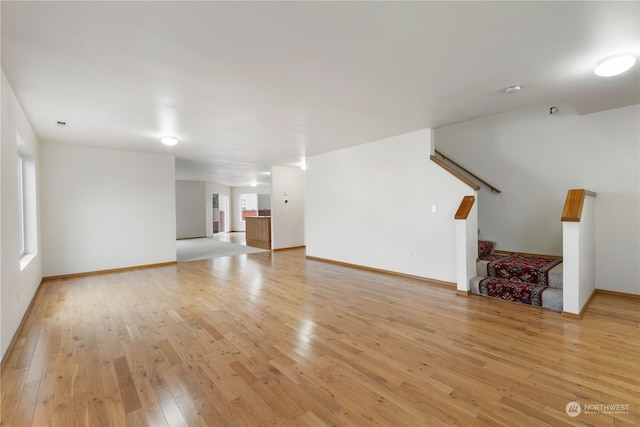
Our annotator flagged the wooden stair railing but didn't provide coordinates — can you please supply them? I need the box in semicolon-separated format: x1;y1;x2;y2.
433;150;501;193
430;156;480;191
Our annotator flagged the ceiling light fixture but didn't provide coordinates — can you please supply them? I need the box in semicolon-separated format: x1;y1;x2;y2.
594;54;636;77
250;180;257;187
504;85;521;95
161;136;178;146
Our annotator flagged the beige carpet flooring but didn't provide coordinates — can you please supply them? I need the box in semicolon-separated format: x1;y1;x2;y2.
176;237;267;262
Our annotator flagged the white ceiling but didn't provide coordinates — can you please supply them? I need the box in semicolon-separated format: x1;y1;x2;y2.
2;1;639;187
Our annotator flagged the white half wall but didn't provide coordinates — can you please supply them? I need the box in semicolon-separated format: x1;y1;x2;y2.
41;143;177;276
563;194;596;315
306;128;474;282
456;195;479;293
436;102;640;295
176;180;206;239
1;71;43;360
271;166;305;250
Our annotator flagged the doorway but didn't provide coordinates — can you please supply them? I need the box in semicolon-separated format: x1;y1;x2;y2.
212;194;228;233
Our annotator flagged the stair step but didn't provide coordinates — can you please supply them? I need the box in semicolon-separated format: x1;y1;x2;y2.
477;257;563;288
469;276;563;312
473;241;563;312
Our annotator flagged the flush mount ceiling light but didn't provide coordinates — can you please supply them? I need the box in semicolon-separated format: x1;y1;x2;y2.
594;54;636;77
161;136;178;146
504;85;521;95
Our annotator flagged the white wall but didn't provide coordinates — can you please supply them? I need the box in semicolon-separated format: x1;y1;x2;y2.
176;180;206;239
258;194;271;211
41;143;176;276
435;102;640;295
1;71;43;360
271;166;305;250
306;128;474;282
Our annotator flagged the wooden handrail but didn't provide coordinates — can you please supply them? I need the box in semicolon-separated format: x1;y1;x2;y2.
430;156;480;191
561;189;596;222
434;150;501;193
454;195;475;220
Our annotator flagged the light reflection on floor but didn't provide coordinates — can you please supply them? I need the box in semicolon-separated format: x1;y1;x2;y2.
297;319;315;345
211;231;247;245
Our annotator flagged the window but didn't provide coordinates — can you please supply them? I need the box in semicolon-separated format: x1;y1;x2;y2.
17;133;37;269
17;154;25;256
240;193;258;221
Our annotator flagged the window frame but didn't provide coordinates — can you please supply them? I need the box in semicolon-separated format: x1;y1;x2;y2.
17;154;26;257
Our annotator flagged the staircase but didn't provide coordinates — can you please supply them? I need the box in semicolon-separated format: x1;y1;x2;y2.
469;241;563;312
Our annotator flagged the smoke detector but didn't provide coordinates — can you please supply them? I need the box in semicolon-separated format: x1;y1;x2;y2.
504;85;521;95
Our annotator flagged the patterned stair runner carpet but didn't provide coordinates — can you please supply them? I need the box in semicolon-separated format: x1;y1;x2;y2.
487;254;562;286
478;277;548;307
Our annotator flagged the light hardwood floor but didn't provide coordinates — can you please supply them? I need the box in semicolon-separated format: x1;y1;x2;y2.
1;249;638;426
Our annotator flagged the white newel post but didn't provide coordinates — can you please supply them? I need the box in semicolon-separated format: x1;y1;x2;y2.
455;193;478;294
562;190;596;316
